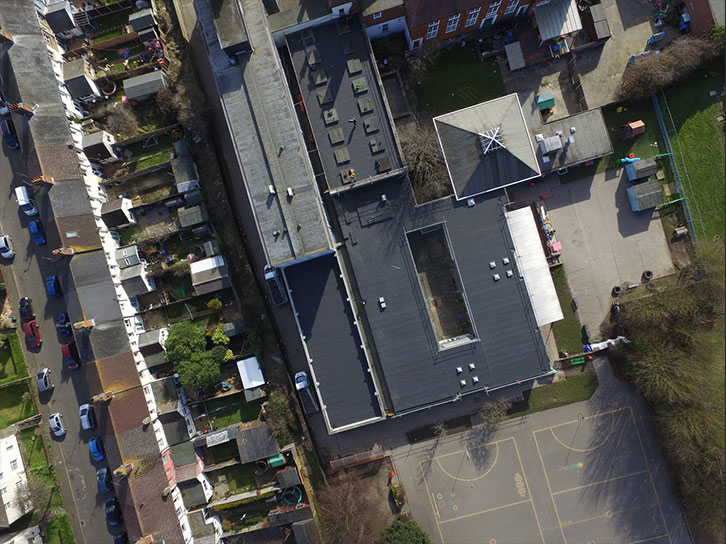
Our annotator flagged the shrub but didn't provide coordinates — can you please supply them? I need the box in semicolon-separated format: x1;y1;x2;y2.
207;298;223;311
383;518;431;544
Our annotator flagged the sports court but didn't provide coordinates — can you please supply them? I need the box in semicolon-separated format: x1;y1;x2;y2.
396;403;684;544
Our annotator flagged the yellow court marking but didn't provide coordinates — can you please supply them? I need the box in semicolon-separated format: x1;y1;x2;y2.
420;460;445;544
512;438;546;544
435;443;499;482
627;536;669;544
560;503;658;528
533;407;627;434
432;437;512;461
552;470;649;496
533;430;568;544
438;499;531;525
628;407;672;544
549;411;616;452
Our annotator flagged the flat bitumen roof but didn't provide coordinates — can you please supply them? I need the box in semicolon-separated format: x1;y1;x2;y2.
332;177;552;414
196;0;332;268
266;0;329;33
286;18;404;192
285;253;383;430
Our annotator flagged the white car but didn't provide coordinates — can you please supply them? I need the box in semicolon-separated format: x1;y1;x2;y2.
36;368;52;392
294;371;310;391
49;413;66;437
79;403;96;430
0;235;14;259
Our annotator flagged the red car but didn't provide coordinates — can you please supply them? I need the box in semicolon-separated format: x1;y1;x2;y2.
61;342;80;369
22;320;41;348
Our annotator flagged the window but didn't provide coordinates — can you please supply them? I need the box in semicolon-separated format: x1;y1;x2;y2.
9;460;18;471
15;481;22;489
412;38;423;49
426;20;440;39
504;0;519;14
3;502;9;511
446;14;460;33
0;487;6;496
465;7;481;27
486;1;502;17
381;23;389;32
373;11;382;19
6;444;13;451
162;455;169;464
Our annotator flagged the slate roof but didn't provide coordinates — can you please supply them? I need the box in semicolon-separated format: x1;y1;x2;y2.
128;8;156;32
171;155;198;184
179;479;208;510
115;245;142;268
236;422;280;463
627;179;664;211
123;71;168;100
159;411;191;446
275;466;301;487
82;131;116;161
120;264;150;296
43;3;76;34
405;0;484;27
330;176;552;414
292;518;321;544
150;376;179;414
178;204;209;228
63;59;95;99
48;178;103;251
101;199;133;228
434;94;541;199
188;511;217;544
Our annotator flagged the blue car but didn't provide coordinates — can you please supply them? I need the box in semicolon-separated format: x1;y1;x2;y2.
89;437;105;461
28;220;46;245
54;313;72;336
45;275;61;297
96;467;112;492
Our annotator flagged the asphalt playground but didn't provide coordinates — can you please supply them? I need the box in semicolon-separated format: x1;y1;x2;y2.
391;359;692;544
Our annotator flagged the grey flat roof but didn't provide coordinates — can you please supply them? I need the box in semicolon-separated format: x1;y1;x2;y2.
286;19;403;191
210;0;249;52
519;91;613;172
359;0;404;16
159;411;190;446
434;94;541;199
236;422;280;463
332;177;552;414
266;0;329;33
123;71;167;100
196;0;332;267
285;253;382;429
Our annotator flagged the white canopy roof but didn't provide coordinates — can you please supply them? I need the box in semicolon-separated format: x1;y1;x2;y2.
237;357;265;389
505;207;564;326
535;0;583;42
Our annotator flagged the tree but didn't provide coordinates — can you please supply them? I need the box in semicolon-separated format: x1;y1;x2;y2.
166;321;206;364
209;325;230;346
177;350;222;391
263;389;297;446
207;298;223;312
101;103;138;139
431;422;446;438
13;472;52;519
478;399;512;428
398;119;451;203
383;518;431;544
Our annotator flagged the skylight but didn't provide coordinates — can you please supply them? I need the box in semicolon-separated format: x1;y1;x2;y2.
478;127;505;155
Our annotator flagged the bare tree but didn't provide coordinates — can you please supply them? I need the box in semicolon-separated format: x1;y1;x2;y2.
398;118;451;203
478;399;512;428
13;473;51;520
101;104;139;139
406;42;440;86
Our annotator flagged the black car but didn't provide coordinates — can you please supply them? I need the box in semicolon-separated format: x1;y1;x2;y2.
97;467;112;492
114;534;128;544
18;297;34;321
54;313;72;336
105;497;122;526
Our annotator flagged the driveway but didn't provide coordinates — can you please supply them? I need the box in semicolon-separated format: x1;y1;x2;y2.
391;356;693;544
0;139;114;541
508;171;675;338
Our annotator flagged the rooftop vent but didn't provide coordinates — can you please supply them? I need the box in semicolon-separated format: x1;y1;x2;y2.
489;261;496;269
468;363;475;370
381;194;387;202
502;257;510;265
268;185;276;194
506;270;514;278
493;274;500;281
478;127;505;155
472;376;479;383
456;366;463;374
460;379;466;387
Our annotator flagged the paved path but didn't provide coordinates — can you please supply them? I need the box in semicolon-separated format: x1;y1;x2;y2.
391;355;692;544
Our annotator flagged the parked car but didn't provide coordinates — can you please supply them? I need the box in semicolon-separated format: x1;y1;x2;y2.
61;341;80;369
0;235;14;258
96;467;112;492
0;91;9;116
18;297;34;321
294;371;310;390
28;220;46;245
1;119;18;150
104;497;122;525
49;412;65;437
79;403;96;430
45;275;62;297
89;437;105;461
113;534;128;544
36;368;53;392
54;312;72;336
23;320;41;348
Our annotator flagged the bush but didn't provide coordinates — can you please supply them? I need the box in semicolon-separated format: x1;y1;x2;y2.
383;518;431;544
478;399;512;428
209;325;230;346
263;389;297;446
206;298;223;311
246;328;263;358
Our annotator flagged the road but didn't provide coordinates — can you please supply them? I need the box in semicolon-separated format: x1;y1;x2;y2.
0;139;117;541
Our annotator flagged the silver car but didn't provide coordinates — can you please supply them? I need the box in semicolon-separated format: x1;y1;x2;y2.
0;235;14;259
49;412;65;437
79;403;96;430
36;368;52;392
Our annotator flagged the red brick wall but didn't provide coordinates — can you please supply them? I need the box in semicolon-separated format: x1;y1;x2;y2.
407;2;509;44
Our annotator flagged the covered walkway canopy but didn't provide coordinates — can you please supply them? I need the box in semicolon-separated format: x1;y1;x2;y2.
535;0;583;41
505;41;526;71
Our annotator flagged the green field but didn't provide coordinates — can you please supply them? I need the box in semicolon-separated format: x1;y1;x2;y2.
414;47;506;115
0;385;34;428
210;463;257;493
516;370;599;415
206;393;262;430
550;266;584;354
662;56;725;241
20;427;48;470
44;514;75;544
0;334;29;385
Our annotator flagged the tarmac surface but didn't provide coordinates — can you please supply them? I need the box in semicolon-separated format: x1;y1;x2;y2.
391;356;692;544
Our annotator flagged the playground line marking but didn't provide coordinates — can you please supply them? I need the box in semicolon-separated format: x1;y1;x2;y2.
435;442;499;482
438;498;531;525
548;411;616;453
551;470;649;496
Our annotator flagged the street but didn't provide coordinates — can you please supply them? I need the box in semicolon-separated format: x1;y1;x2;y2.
0;142;115;542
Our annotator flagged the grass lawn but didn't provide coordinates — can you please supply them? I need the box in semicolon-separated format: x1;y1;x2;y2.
414;47;506;115
118;224;143;245
0;343;15;381
662;55;725;241
208;440;240;465
550;266;584;354
512;369;598;416
212;463;257;493
20;428;48;470
0;334;28;384
0;384;34;428
128;149;173;172
44;513;75;544
206;393;262;429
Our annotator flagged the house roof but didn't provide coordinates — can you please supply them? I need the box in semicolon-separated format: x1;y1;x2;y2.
188;511;217;544
128;8;156;32
171;155;198;184
115;245;141;268
236;421;280;463
179;479;208;510
43;3;76;34
292;518;321;544
184;188;203;206
275;466;301;488
627;179;664;211
138;328;166;352
82;131;115;161
48;179;104;251
120;264;150;296
123;71;167;100
405;0;484;27
237;357;265;389
159;411;191;446
63;59;95;99
169;442;199;483
150;376;179;414
434;94;541;199
191;255;231;294
178;204;209;228
359;0;404;17
268;504;313;527
101;199;132;228
230;526;289;544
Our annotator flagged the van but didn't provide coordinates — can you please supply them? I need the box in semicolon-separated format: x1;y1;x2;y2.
15;186;38;216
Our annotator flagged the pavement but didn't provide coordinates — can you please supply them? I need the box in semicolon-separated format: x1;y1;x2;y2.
0;143;115;541
391;355;693;544
508;170;675;338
